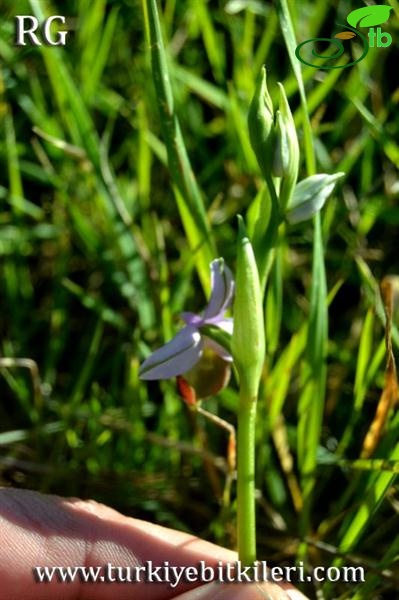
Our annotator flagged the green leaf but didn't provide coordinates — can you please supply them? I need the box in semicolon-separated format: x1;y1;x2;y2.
276;0;316;176
143;0;216;296
347;6;393;29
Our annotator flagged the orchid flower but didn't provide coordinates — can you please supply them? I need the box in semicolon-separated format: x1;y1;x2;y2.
139;258;234;381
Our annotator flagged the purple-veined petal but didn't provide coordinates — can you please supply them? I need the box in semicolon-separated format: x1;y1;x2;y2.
203;336;233;362
203;258;235;321
139;326;203;380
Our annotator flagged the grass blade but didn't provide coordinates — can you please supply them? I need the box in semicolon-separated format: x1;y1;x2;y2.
143;0;216;295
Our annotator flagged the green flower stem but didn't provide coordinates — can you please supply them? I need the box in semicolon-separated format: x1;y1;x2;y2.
259;174;281;292
237;375;258;566
232;217;265;566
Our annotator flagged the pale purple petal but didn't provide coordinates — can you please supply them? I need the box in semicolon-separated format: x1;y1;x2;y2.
203;259;235;322
139;326;203;380
216;318;234;335
203;336;233;362
181;312;203;327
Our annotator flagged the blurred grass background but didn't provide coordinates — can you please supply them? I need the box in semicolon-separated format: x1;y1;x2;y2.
1;0;399;597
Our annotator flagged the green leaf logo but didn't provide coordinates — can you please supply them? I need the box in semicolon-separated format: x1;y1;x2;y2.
347;5;393;28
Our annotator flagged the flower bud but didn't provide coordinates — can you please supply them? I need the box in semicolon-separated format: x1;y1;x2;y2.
286;172;345;224
248;67;274;180
231;216;265;392
248;70;300;215
272;110;289;178
275;83;300;211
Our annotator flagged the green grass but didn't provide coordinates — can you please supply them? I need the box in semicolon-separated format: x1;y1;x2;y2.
1;0;399;597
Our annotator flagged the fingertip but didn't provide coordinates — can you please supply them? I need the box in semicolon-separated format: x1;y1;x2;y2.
172;580;293;599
